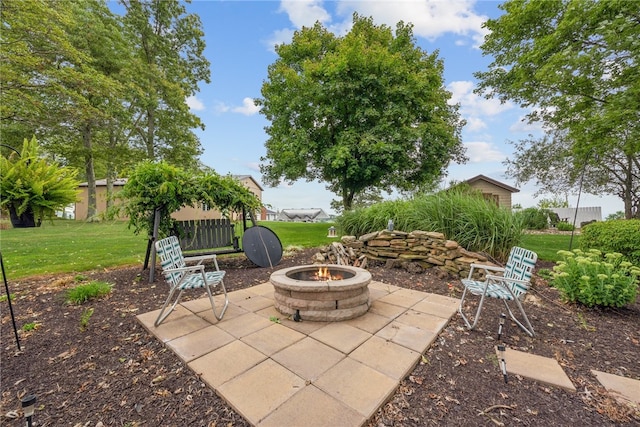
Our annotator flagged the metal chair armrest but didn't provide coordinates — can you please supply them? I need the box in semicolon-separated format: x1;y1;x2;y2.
183;253;218;266
163;265;205;274
486;274;530;286
467;263;505;279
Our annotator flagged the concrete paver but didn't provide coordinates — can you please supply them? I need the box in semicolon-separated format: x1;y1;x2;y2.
217;358;306;425
592;370;640;407
309;322;372;354
137;307;212;342
216;311;273;338
272;336;345;381
314;357;398;418
188;340;267;388
165;324;234;362
241;322;306;356
497;347;576;392
376;321;438;353
350;335;419;380
258;385;365;427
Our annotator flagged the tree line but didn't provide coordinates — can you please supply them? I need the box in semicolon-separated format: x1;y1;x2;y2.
2;0;210;219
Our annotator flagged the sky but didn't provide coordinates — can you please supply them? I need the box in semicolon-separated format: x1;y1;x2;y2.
133;0;623;218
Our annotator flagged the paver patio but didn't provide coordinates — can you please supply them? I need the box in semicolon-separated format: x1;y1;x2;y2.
137;281;459;426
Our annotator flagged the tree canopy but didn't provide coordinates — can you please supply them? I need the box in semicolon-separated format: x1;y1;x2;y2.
475;0;639;218
257;14;465;211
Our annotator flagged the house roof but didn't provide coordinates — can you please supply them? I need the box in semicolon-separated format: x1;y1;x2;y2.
464;174;519;193
233;175;264;191
79;175;264;191
78;178;128;187
278;208;329;220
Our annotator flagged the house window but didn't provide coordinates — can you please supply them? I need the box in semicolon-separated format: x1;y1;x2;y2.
201;203;211;211
482;193;500;206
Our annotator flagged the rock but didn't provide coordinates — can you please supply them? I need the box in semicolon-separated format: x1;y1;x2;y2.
359;231;380;242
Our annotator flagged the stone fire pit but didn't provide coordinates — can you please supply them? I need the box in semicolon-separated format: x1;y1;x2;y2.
269;264;372;321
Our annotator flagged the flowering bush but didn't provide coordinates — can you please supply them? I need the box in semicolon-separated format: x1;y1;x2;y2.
551;249;640;307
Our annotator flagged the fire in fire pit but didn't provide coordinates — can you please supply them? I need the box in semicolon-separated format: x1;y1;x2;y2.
270;264;372;321
287;266;355;281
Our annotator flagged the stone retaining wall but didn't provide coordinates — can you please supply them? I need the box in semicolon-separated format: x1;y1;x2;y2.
341;229;498;279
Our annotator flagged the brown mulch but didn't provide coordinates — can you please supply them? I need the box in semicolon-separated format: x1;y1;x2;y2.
1;248;639;426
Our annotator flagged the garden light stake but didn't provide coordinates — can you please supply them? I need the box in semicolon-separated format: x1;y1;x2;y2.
498;313;506;341
497;344;508;384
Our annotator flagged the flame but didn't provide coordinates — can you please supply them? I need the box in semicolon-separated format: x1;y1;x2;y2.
315;266;343;281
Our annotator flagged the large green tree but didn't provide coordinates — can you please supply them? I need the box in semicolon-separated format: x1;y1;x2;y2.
1;0;135;219
475;0;640;218
121;0;211;169
257;14;465;211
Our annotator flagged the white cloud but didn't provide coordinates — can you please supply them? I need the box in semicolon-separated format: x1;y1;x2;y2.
271;0;488;54
213;101;230;114
509;116;544;134
448;81;513;117
464;141;506;163
186;95;205;111
264;28;296;53
232;98;261;116
447;80;514;134
212;98;260;116
279;0;331;28
335;0;489;46
465;117;487;132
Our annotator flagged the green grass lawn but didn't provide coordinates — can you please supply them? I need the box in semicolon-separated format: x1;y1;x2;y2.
520;233;579;263
0;219;572;280
0;220;340;279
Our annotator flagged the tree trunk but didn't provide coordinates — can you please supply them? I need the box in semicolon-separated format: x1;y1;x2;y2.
82;124;97;220
146;106;155;159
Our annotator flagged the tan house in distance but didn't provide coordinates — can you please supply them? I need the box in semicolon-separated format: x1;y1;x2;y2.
75;175;263;221
463;174;519;209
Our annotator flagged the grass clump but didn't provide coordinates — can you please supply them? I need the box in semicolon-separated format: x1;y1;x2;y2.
80;308;95;331
339;188;523;261
66;280;113;305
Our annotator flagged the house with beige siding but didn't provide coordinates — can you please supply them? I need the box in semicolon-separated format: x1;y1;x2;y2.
464;175;519;209
75;175;262;221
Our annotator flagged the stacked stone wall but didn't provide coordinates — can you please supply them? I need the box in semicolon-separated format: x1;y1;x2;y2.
341;229;498;279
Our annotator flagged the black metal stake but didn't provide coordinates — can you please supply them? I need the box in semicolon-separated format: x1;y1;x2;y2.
1;252;21;351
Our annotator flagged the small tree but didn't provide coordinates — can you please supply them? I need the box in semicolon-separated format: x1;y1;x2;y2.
0;137;80;227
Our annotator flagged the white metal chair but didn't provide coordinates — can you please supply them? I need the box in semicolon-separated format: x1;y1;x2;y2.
458;246;538;337
154;236;229;326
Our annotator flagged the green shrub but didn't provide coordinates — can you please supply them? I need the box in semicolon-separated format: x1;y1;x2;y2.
579;219;640;266
66;281;113;305
556;222;574;231
518;207;549;230
551;249;639;307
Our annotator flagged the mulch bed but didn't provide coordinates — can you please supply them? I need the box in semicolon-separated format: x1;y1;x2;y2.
1;248;639;426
